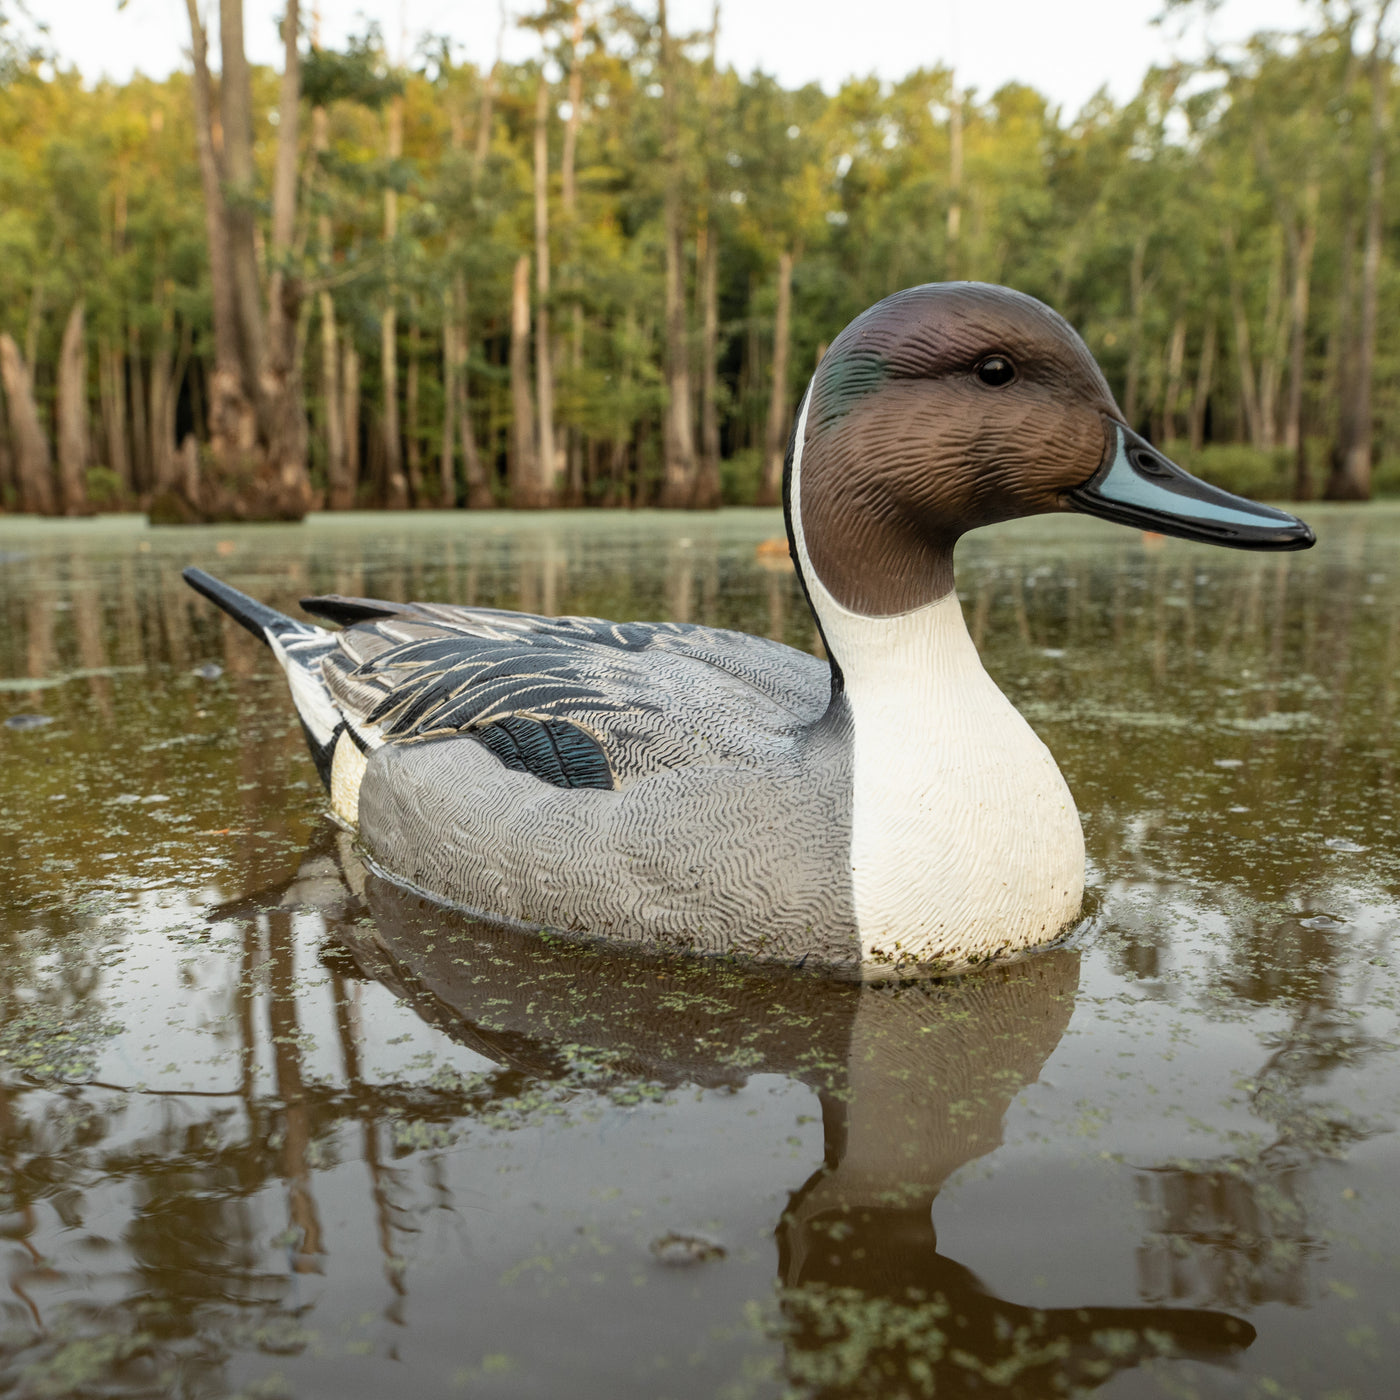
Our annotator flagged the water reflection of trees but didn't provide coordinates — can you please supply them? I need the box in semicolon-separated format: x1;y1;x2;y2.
1133;994;1392;1312
0;521;826;693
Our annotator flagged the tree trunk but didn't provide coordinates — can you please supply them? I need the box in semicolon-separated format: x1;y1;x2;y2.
184;0;308;521
98;336;130;491
23;280;42;379
453;273;493;509
689;3;723;509
178;432;201;509
1287;180;1320;498
127;322;149;492
474;12;505;179
560;3;585;504
147;298;185;495
319;295;348;508
1225;255;1261;446
561;1;584;218
1258;233;1287;448
509;253;540;507
566;304;585;504
1162;316;1186;442
533;79;557;503
440;308;458;508
218;0;266;394
1124;232;1147;427
657;0;697;506
405;304;422;505
607;305;637;505
56;302;90;516
342;332;361;501
1328;4;1391;501
457;373;493;510
183;0;256;491
149;339;171;493
314;102;349;508
0;334;55;514
1285;186;1320;455
258;0;310;514
1189;315;1217;453
379;94;407;508
759;249;794;506
379;316;403;505
694;218;722;507
182;0;241;388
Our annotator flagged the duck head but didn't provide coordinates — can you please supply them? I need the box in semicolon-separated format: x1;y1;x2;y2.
788;282;1314;617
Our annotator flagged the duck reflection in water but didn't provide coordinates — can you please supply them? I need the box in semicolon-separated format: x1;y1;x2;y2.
254;832;1257;1398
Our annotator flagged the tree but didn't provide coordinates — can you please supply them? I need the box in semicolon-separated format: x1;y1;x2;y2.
0;332;53;512
182;0;311;520
55;299;88;514
1328;0;1394;498
656;0;698;506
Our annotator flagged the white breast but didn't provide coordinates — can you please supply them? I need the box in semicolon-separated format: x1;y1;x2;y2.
787;393;1085;969
826;591;1083;966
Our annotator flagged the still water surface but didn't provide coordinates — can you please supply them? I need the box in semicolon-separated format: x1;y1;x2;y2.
0;507;1397;1399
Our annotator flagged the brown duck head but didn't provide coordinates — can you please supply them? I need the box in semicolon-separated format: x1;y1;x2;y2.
788;282;1314;617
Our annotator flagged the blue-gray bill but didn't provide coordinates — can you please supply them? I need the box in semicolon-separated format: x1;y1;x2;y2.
1068;422;1315;551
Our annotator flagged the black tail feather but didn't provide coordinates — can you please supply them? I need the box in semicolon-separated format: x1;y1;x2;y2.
299;594;402;627
183;567;309;643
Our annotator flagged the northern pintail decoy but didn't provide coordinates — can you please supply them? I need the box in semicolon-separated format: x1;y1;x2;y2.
185;282;1314;976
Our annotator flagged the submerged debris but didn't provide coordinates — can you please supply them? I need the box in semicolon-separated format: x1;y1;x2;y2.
650;1232;727;1266
5;713;53;730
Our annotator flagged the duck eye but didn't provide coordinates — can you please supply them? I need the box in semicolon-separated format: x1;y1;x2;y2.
975;355;1016;387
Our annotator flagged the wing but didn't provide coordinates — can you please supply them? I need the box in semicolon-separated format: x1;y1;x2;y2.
301;594;830;791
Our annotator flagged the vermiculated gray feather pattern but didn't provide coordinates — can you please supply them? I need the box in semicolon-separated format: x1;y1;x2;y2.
294;594;859;966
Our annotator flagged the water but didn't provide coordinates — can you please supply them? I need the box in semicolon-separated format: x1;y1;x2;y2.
0;506;1397;1400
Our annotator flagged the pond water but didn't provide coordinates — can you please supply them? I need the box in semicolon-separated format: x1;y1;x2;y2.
0;505;1397;1400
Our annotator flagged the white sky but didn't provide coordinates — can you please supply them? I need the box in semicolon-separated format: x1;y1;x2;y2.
38;0;1315;117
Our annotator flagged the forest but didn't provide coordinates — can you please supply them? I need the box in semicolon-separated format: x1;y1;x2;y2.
0;0;1397;519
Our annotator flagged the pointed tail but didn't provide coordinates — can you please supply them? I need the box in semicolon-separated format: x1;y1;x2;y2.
183;567;345;789
183;567;316;643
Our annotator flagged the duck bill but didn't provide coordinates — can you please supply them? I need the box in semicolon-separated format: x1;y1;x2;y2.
1067;422;1315;550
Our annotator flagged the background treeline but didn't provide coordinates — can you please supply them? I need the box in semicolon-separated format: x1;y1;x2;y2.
1;0;1398;518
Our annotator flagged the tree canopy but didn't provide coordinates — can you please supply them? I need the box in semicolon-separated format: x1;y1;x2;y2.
0;1;1397;515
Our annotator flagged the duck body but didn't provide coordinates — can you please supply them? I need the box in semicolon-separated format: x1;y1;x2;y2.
336;603;861;965
186;282;1313;977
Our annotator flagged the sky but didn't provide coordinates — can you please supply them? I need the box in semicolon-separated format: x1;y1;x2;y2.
39;0;1315;118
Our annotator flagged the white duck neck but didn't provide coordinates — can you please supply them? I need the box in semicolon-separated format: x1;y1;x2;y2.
787;389;1085;968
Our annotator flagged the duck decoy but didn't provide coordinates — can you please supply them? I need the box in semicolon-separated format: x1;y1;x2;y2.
184;282;1314;976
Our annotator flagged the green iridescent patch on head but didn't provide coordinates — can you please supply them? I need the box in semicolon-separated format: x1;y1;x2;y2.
809;346;891;431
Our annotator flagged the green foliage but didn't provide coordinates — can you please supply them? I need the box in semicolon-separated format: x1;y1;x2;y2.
2;6;1399;510
302;30;402;110
84;466;124;508
721;448;763;505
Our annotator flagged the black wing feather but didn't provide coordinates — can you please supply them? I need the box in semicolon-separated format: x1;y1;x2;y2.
469;715;613;789
299;595;400;627
311;593;821;793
